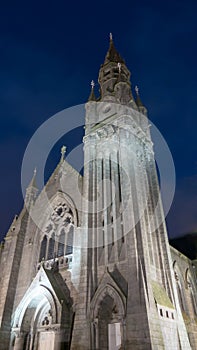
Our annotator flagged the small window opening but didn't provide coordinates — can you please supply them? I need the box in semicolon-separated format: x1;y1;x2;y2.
56;207;63;216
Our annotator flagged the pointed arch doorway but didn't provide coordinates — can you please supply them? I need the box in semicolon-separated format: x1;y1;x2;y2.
11;268;73;350
25;298;52;349
12;291;56;350
91;285;125;350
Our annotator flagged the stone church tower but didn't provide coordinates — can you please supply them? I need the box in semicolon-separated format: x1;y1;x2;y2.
0;36;196;349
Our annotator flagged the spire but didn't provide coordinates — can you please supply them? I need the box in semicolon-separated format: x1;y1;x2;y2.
135;85;147;115
27;168;37;189
88;80;96;101
104;33;125;65
135;86;143;107
60;145;67;162
98;34;136;107
25;168;38;209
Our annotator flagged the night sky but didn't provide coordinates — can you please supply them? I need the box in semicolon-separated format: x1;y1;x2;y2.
0;0;197;242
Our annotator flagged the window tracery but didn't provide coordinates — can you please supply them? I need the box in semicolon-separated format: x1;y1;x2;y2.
39;235;47;262
48;233;55;260
38;198;75;268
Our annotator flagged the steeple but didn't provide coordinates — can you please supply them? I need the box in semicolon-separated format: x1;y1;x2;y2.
25;168;38;209
104;33;125;65
88;80;96;101
135;85;147;115
98;34;137;108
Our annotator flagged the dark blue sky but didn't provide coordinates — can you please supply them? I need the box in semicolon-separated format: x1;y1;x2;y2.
0;0;196;241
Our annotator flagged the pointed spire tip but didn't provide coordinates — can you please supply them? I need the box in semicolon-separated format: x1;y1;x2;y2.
27;167;38;190
135;85;139;95
61;145;66;161
135;85;146;110
88;80;96;101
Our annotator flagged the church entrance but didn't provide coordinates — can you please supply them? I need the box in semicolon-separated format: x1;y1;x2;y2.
97;294;122;349
12;295;59;350
11;271;73;350
91;285;125;350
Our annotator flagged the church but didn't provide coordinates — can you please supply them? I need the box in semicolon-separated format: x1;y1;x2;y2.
0;35;197;349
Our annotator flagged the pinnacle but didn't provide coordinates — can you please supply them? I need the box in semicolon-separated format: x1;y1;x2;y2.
88;80;96;101
60;145;67;162
28;168;38;189
135;85;144;107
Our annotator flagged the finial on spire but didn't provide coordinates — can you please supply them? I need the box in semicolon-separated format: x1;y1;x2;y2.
109;32;113;41
88;80;96;101
135;85;146;112
27;167;38;189
25;167;38;208
117;62;121;73
135;85;139;95
61;145;66;161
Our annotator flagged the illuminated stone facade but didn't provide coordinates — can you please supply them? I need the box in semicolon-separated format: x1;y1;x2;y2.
0;37;197;349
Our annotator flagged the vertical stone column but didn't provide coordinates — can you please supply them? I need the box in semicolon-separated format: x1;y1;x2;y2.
13;333;25;350
70;137;94;350
0;210;29;349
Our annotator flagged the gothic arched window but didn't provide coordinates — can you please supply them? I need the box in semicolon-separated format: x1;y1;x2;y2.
191;290;197;315
177;283;185;311
57;229;65;257
47;233;55;260
173;261;187;312
39;235;47;262
66;226;74;255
